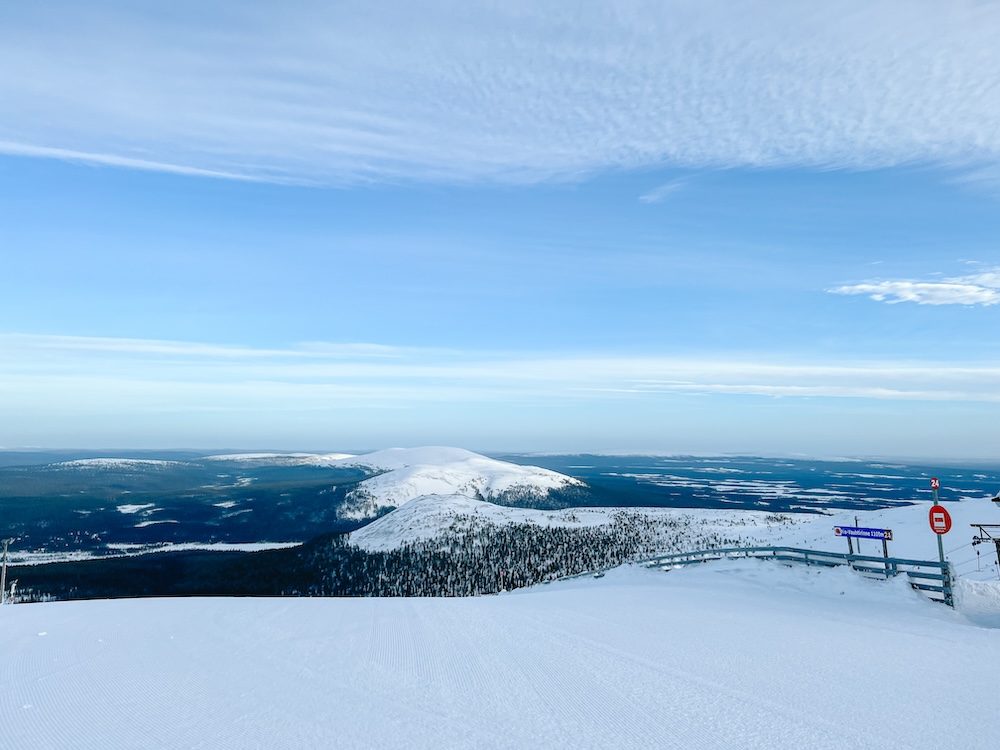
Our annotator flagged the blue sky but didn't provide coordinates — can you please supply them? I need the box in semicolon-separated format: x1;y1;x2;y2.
2;1;1000;458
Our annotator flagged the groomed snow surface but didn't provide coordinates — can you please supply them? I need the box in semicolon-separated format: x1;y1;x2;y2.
3;562;998;750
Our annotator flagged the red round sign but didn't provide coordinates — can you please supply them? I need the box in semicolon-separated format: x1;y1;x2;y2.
929;505;952;535
930;477;940;490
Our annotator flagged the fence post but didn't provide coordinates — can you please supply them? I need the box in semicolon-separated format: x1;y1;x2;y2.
0;539;12;605
943;563;954;608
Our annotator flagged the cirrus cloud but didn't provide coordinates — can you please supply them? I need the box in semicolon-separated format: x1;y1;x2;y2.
1;1;999;185
5;333;1000;454
4;333;1000;406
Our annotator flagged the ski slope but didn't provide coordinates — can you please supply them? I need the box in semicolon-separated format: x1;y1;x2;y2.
3;563;998;750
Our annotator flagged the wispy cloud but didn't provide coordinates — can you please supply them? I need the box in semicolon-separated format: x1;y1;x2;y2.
829;269;1000;306
4;334;1000;407
6;333;1000;452
0;141;266;182
620;382;998;402
6;334;411;360
2;1;1000;184
639;179;688;204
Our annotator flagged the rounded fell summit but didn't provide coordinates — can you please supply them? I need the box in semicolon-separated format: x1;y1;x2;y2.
330;446;586;519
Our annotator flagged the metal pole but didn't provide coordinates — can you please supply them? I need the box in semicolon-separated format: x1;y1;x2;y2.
1;539;11;605
931;484;952;605
932;486;945;566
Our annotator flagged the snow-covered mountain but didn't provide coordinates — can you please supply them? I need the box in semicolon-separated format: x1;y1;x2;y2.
330;447;586;519
202;452;355;465
52;458;191;469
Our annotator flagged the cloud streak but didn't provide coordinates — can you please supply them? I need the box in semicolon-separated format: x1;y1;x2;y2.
4;334;1000;408
0;141;266;182
6;334;410;360
639;179;688;204
829;269;1000;306
6;333;1000;454
2;1;1000;184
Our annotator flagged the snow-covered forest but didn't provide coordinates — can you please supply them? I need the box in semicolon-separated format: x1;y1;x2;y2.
310;510;748;596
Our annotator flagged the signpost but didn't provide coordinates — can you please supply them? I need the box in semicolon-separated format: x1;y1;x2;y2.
929;477;948;568
834;526;892;557
834;526;893;541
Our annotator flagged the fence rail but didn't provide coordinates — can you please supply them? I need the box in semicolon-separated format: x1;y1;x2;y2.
638;546;954;606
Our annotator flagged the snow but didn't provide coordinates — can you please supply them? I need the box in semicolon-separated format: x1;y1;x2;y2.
756;496;1000;581
116;503;156;515
612;471;856;504
9;542;303;566
348;494;777;552
955;577;1000;627
350;494;621;551
2;563;997;750
350;489;1000;583
3;551;97;566
331;447;584;518
335;446;492;470
108;541;302;554
202;452;355;463
4;451;999;748
52;458;188;469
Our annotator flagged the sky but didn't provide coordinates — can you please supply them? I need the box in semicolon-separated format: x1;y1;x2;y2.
2;0;1000;458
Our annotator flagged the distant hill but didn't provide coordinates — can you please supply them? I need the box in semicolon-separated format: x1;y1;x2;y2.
0;447;592;563
329;446;587;518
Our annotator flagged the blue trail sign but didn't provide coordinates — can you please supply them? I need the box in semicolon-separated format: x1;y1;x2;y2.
834;526;892;541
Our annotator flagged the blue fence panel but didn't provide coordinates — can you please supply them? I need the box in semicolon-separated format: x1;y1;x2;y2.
638;546;953;607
